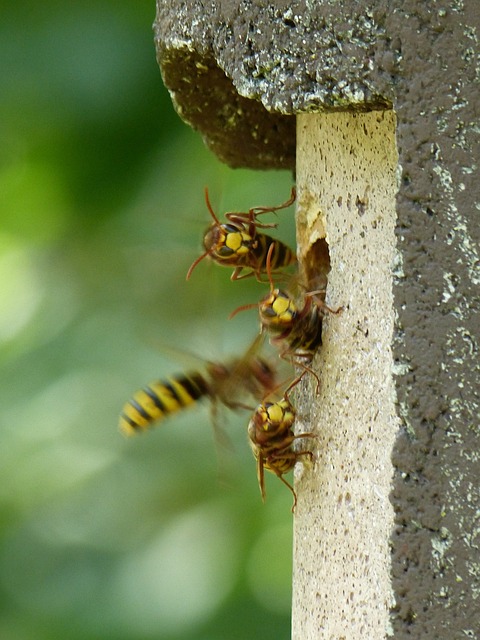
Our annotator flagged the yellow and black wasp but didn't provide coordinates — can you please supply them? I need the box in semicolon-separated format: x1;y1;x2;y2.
119;336;277;436
231;244;341;393
248;397;314;510
186;187;297;281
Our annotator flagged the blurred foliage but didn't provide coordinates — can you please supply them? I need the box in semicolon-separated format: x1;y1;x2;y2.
0;2;297;639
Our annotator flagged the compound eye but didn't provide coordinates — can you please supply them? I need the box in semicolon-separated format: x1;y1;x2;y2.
261;306;277;318
217;246;235;257
203;227;221;251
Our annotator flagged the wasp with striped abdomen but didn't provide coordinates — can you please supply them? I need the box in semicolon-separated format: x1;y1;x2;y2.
248;397;314;510
119;335;277;436
231;244;341;393
186;187;297;281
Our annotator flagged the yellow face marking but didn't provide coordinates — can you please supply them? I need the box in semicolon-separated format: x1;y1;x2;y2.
225;232;243;251
224;231;251;255
265;402;285;425
260;291;297;330
272;296;293;318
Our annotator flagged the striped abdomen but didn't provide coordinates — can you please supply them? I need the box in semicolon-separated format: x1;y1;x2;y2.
119;372;210;436
253;234;296;272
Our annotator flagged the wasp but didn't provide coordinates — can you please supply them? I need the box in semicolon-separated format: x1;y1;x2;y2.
248;397;314;510
186;187;297;281
119;336;277;436
231;244;341;392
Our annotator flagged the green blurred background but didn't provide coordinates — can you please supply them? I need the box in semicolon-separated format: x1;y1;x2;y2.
0;2;297;638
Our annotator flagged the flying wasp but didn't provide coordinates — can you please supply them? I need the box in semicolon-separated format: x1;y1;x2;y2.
248;397;314;510
186;187;297;281
119;335;277;436
231;244;341;393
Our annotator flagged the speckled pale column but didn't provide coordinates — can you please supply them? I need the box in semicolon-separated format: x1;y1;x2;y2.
292;111;399;639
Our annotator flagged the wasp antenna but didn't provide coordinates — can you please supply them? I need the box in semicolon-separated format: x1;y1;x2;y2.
266;242;276;292
279;186;296;210
257;456;267;502
186;250;210;280
204;187;222;226
228;302;259;319
261;376;289;403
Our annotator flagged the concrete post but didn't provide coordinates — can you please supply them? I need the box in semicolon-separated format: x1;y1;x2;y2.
154;1;480;636
292;110;398;638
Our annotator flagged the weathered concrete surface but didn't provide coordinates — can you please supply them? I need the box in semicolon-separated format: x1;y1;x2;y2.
155;1;480;637
155;0;393;167
292;110;398;639
156;50;295;168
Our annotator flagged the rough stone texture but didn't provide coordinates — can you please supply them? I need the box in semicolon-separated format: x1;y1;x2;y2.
154;0;395;167
386;4;480;637
155;0;480;637
292;111;398;639
158;50;295;168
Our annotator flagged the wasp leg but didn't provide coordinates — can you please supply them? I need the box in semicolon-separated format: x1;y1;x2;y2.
282;357;321;399
304;290;343;316
256;454;267;502
225;211;278;230
282;449;315;513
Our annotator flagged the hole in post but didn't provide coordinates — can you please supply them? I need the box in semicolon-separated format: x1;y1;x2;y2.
304;238;331;298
